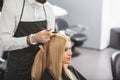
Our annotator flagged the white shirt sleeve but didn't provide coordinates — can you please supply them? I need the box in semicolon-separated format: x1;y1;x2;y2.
0;0;55;51
0;0;28;51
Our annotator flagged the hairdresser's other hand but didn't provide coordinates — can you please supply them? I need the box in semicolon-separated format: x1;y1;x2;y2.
30;28;52;44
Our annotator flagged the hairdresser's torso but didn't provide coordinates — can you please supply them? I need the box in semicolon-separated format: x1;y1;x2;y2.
0;0;55;80
1;0;55;29
0;0;55;51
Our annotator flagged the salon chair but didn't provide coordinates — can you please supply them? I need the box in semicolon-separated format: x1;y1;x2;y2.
0;59;6;80
55;18;87;57
0;51;8;80
111;51;120;80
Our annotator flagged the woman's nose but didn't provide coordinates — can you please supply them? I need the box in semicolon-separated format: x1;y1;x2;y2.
68;50;72;56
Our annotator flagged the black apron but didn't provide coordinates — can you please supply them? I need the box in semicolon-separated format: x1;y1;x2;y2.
5;0;47;80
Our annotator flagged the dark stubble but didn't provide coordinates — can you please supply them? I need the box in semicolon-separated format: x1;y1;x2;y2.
36;0;47;4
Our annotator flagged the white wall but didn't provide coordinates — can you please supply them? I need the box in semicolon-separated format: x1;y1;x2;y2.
100;0;111;50
100;0;120;50
50;0;120;50
49;0;103;49
110;0;120;27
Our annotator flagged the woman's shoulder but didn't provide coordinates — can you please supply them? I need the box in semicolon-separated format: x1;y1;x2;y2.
68;65;76;70
40;68;54;80
68;65;87;80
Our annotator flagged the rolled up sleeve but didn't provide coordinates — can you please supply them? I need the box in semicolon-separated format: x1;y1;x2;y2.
0;0;28;51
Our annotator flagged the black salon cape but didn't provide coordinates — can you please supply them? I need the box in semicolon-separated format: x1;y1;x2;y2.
40;65;87;80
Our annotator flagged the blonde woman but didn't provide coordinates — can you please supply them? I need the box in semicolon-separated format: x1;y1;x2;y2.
32;33;86;80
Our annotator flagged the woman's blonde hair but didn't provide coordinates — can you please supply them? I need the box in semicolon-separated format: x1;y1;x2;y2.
31;33;70;80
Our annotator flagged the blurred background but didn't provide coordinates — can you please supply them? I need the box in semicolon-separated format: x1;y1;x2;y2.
1;0;120;80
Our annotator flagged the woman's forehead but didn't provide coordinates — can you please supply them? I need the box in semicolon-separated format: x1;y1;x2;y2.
65;40;71;47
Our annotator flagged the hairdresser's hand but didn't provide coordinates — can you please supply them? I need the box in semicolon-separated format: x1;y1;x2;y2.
30;28;52;44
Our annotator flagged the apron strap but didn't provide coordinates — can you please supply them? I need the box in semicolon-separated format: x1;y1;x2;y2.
19;0;25;22
13;0;25;34
43;4;47;21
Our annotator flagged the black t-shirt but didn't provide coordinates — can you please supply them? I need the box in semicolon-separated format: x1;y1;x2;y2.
40;65;87;80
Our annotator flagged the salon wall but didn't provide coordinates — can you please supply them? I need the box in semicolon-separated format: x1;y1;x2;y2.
49;0;120;50
100;0;120;50
49;0;102;50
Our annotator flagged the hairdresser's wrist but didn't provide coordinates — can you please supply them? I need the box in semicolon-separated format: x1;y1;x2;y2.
26;35;31;45
29;34;37;45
